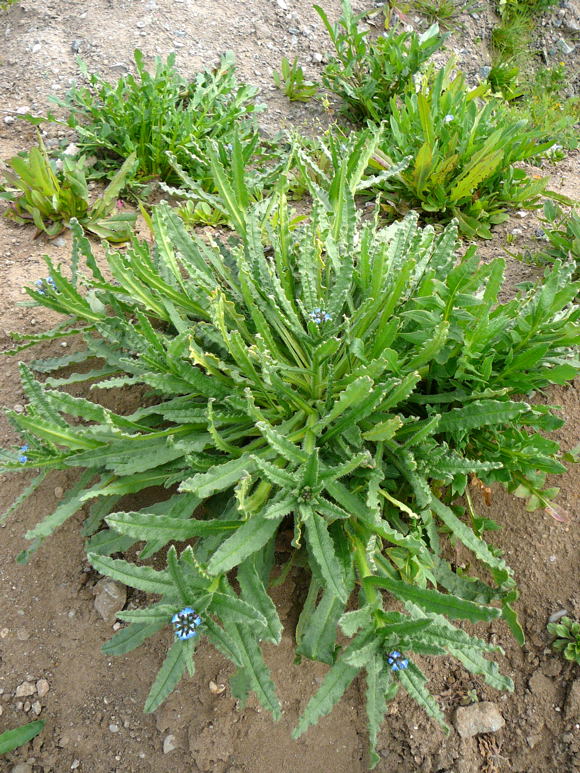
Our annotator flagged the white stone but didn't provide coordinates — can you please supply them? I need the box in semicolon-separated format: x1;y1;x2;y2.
15;681;36;698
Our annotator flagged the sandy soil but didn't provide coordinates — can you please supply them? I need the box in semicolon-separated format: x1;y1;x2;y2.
0;1;579;771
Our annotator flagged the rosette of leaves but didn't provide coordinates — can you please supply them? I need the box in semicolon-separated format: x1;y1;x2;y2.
1;169;578;765
0;137;137;241
372;63;555;237
316;0;445;122
547;617;580;665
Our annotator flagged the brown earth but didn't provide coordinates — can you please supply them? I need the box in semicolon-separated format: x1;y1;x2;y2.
0;1;579;772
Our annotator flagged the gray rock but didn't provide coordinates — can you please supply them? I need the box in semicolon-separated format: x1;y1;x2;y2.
480;65;491;79
454;701;505;738
565;679;580;723
163;733;177;753
3;115;15;125
93;579;127;623
556;37;575;54
548;609;569;623
15;681;36;698
11;764;33;773
529;670;557;701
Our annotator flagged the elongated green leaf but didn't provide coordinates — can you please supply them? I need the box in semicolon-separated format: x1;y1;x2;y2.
207;512;285;576
304;511;348;603
106;511;239;541
88;553;173;594
102;621;167;655
297;587;343;665
229;624;282;719
211;591;268;629
25;470;95;542
293;658;359;738
0;720;45;755
144;640;189;713
179;455;254;498
366;655;397;769
437;400;529;434
364;576;501;622
238;558;283;644
397;662;449;731
117;604;176;624
430;497;510;578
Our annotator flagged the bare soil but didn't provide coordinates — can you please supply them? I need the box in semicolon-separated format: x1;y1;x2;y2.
0;1;578;772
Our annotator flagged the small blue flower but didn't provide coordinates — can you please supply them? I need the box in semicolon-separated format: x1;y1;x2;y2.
387;651;409;671
172;607;202;641
309;308;332;325
18;445;29;463
443;114;454;124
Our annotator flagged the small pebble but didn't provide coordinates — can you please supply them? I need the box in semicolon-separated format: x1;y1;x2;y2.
36;678;50;697
13;404;24;414
54;487;64;499
71;761;80;770
109;723;119;733
31;701;42;716
16;629;30;641
3;115;15;125
548;609;568;623
163;733;176;753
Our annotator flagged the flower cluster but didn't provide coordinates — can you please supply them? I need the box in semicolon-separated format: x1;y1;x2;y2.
172;607;202;641
309;308;332;324
18;445;29;463
35;276;57;295
386;650;409;671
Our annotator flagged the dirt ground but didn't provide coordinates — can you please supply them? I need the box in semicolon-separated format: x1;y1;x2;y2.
0;1;579;771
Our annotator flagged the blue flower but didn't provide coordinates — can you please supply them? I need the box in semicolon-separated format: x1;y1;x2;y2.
18;445;29;463
387;650;409;671
34;277;57;296
172;607;202;641
309;308;332;325
443;114;454;124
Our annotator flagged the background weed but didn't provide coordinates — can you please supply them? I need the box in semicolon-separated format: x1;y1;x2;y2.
0;137;137;240
274;57;319;101
51;50;263;186
316;0;445;121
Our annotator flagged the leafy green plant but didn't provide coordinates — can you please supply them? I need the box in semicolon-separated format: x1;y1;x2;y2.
527;202;580;276
487;62;524;102
497;0;560;19
273;57;319;102
315;0;445;121
1;174;578;765
507;64;580;150
0;720;45;755
491;12;534;68
547;617;580;664
159;131;293;230
37;49;264;186
0;137;137;241
369;64;554;237
407;0;476;30
0;0;19;9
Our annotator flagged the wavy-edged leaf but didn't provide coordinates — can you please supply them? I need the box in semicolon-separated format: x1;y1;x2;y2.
238;558;283;644
437;400;529;434
364;575;501;622
366;654;397;769
304;510;348;603
206;511;285;576
106;511;239;542
293;657;359;739
229;624;282;719
144;640;189;713
102;621;166;656
88;553;173;594
397;662;449;731
179;455;254;498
